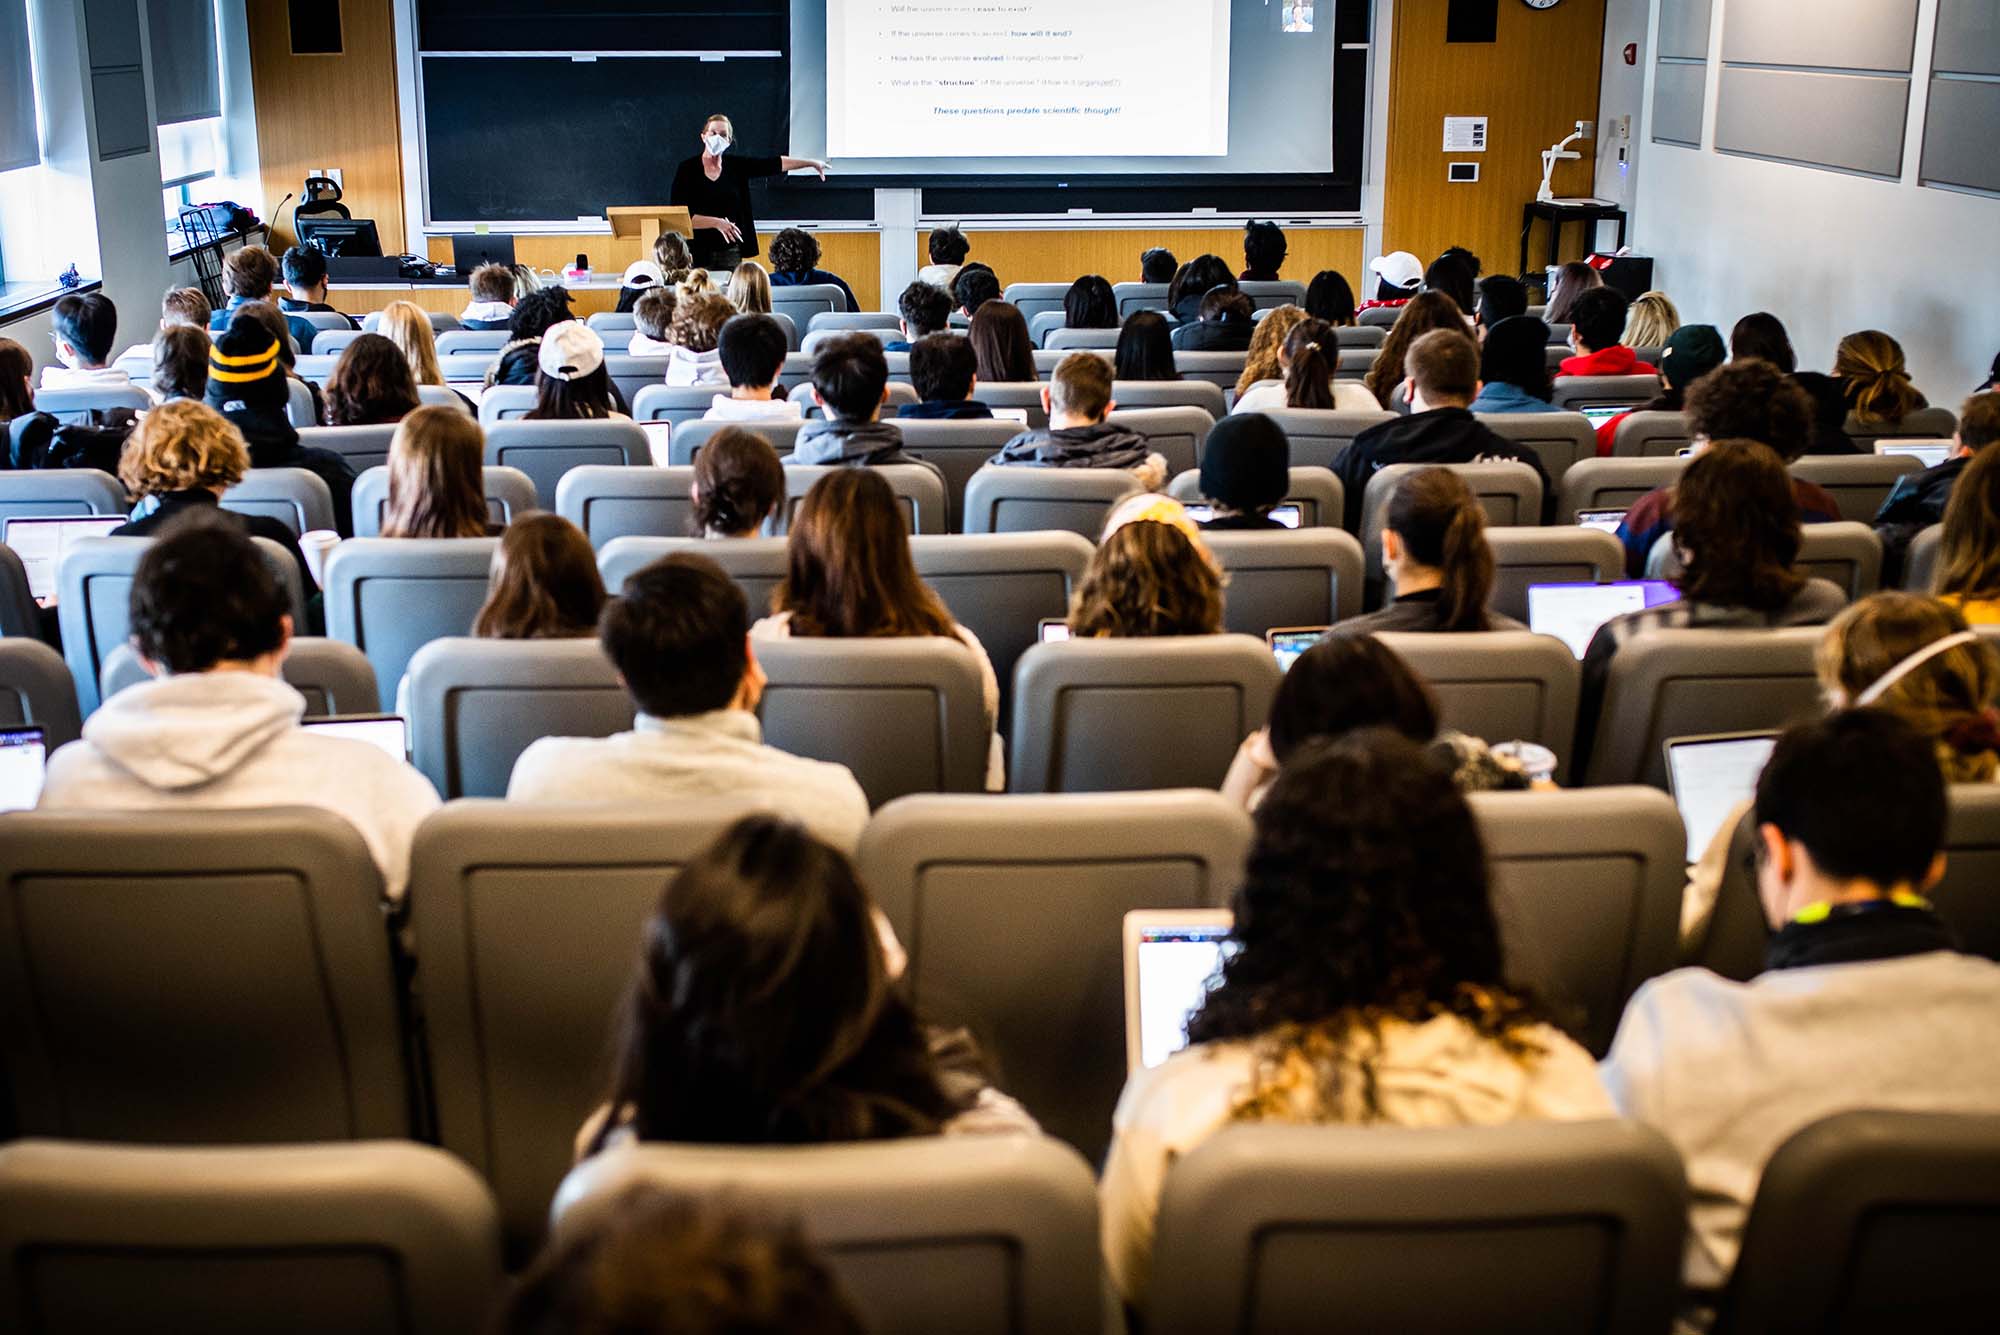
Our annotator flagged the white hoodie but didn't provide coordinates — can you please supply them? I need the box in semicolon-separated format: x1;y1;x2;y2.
665;344;726;387
38;672;441;901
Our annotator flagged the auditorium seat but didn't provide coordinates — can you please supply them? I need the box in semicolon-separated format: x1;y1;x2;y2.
769;283;850;329
1112;281;1169;318
0;1140;504;1335
1378;632;1583;782
483;419;647;507
406;637;630;799
1146;1121;1686;1335
434;329;510;355
0;468;124;522
1557;456;1684;522
298;423;398;472
776;350;817;392
1046;326;1123;351
475;385;535;423
1106;405;1214;476
363;310;459;333
351;464;536;537
409;798;760;1256
59;536;306;717
1841;405;1958;451
220;466;336;536
555;464;701;545
1716;1110;2000;1335
310;328;365;357
1790;453;1924;523
1544;321;1574;346
415;383;471;415
1336;324;1388;348
1259;407;1395;472
1236;279;1308;311
597;535;787;619
1904;523;1943;592
1009;636;1281;793
1109;379;1229;419
1550;374;1665;413
1205;528;1366;632
291;310;354;334
1361;461;1545;591
668;417;804;466
284;377;317;429
1485;525;1628;622
786;378;920;415
584;311;635;335
323;537;499;711
30;384;152;423
779;463;948;535
974;381;1051;429
1001;281;1071;323
909;531;1094;723
1477;412;1597;488
1646;523;1882;601
1167;464;1346;530
791;321;865;358
0;807;409;1141
858;789;1251;1156
1172;351;1253;392
894;418;1029;525
962;465;1142;538
553;1137;1103;1335
1582;627;1824;788
1610;409;1693;458
1359;306;1401;327
806;311;903;335
1027;310;1067;346
630;382;738;430
99;638;378;718
755;638;990;806
0;545;40;638
436;351;496;386
0;639;81;749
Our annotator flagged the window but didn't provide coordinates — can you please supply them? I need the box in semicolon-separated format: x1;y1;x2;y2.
156;0;230;245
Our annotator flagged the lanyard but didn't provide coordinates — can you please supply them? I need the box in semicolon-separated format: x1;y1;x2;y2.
1791;890;1933;926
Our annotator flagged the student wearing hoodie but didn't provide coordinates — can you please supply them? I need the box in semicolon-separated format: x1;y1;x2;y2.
665;290;734;387
703;313;803;422
790;334;935;473
895;333;992;420
1169;287;1255;353
38;292;141;396
459;262;518;330
1557;286;1659;380
38;515;439;901
989;352;1167;490
205;310;358;535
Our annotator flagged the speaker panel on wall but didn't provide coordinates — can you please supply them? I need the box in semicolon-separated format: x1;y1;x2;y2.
1446;0;1498;44
289;0;343;56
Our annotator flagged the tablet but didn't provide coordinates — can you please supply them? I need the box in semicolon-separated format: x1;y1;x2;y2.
1123;909;1235;1072
1574;508;1627;533
1873;440;1953;469
1266;626;1326;671
0;724;47;812
1527;580;1678;659
302;714;409;762
0;515;124;606
637;420;674;464
1037;618;1072;643
1181;502;1304;529
1665;731;1779;863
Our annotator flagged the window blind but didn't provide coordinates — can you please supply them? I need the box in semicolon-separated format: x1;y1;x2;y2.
0;0;38;172
147;0;221;126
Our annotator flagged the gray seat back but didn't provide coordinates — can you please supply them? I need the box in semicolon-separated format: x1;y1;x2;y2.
910;532;1094;725
755;638;989;807
1550;374;1665;413
553;1137;1103;1335
0;639;81;749
807;311;903;334
1610;409;1693;457
1261;407;1396;472
629;382;732;429
1000;282;1071;323
311;327;365;356
298;424;399;473
1557;456;1685;521
1905;523;1943;592
977;382;1051;429
774;350;816;391
1109;380;1228;418
778;463;948;535
0;1139;503;1335
1841;405;1959;451
1046;326;1123;350
1582;627;1826;788
437;351;498;386
58;536;306;716
323;537;500;710
1113;282;1169;317
406;638;631;798
962;466;1143;538
1167;465;1346;532
285;378;318;428
1027;310;1067;346
0;807;408;1141
434;328;510;354
1205;528;1366;631
1477;412;1596;488
0;544;41;638
770;284;848;330
668;417;803;466
1009;636;1282;792
858;790;1251;1156
1361;462;1545;585
597;536;788;620
1792;453;1925;523
786;380;920;417
1486;526;1628;621
1377;632;1584;783
0;468;125;522
416;383;472;415
601;354;674;405
100;637;378;717
1147;1121;1687;1335
31;385;153;423
220;466;336;536
1171;352;1251;392
350;464;536;538
408;799;761;1257
1336;324;1387;348
483;419;645;507
1795;521;1884;600
1104;406;1213;477
475;385;536;424
1717;1109;2000;1335
556;464;700;545
1236;280;1308;311
363;310;459;333
584;311;636;335
894;418;1028;529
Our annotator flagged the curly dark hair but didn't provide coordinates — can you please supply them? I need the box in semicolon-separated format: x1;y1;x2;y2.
767;227;821;276
1186;730;1545;1119
508;285;575;341
1268;637;1437;762
1671;438;1807;609
1684;359;1813;462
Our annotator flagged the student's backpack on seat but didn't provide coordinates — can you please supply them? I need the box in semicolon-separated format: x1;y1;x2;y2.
5;408;137;473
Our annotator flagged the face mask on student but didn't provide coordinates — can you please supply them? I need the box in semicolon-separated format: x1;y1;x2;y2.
705;134;730;156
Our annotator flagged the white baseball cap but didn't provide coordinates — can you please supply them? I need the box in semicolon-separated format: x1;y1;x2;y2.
537;320;605;381
1369;251;1424;291
621;259;665;289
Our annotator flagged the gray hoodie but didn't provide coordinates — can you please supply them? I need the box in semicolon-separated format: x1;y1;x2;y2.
788;418;948;491
37;671;441;900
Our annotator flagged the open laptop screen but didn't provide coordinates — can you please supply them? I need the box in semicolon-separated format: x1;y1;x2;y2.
302;714;408;762
1666;732;1779;863
1579;406;1630;431
1874;440;1953;469
1527;580;1679;659
0;724;47;812
1124;910;1235;1072
1;515;124;606
1181;503;1304;529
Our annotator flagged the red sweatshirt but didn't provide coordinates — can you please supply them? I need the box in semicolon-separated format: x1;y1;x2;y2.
1559;345;1656;378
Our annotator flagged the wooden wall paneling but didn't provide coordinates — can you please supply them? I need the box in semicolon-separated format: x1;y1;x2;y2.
1383;0;1608;280
932;229;1368;293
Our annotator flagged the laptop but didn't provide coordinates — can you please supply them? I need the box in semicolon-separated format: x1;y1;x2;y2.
1037;618;1072;644
1181;502;1304;529
1664;731;1779;863
1574;507;1627;533
1266;626;1326;671
0;724;46;812
990;407;1032;426
1578;405;1631;432
1;515;124;607
1874;439;1953;469
302;714;408;762
1123;909;1235;1072
1526;579;1679;659
450;233;516;273
637;420;674;464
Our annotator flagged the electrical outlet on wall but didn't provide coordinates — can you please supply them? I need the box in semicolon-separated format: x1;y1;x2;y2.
328;168;343;187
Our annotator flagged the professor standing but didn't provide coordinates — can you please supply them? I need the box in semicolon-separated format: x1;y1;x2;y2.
671;113;830;270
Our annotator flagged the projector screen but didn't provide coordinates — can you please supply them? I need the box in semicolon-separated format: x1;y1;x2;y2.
791;0;1338;177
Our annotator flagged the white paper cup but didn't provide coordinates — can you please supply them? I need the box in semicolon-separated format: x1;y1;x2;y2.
299;529;340;587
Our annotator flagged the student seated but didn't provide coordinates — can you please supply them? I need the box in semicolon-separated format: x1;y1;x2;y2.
627;286;676;357
473;513;606;639
149;325;210;405
1331;466;1526;636
1193;413;1290;530
206;311;357;534
1622;290;1679;348
1064;275;1119;330
990;351;1167;489
1102;728;1612;1306
1357;249;1422;314
487;286;576;388
209;245;317;352
704;314;802;422
1983;351;2000;394
1232;317;1381;414
1240;220;1286;282
1069;495;1224;637
1933;441;2000;623
666;290;735;387
616;259;666;314
278;246;356;328
38;291;137;394
690;426;785;538
1615;361;1843;576
1558;287;1657;378
1592;323;1727;455
1140;246;1179;285
459;262;518;330
754;469;1004;788
492;1187;866;1335
1170;287;1255;353
1601;709;2000;1321
653;229;695;280
323;332;419;427
379;405;496;538
950;263;1002;322
376;300;473;411
38;513;437;898
1422;254;1476;318
1338;328;1551;530
728;261;772;315
507;552;872;848
1729;311;1853;455
886;280;951;353
161;286;212;331
1166;255;1235;326
968;300;1037;382
1113;311;1179;382
1834;329;1929;427
1363;291;1470;408
1542;259;1602;326
1304;270;1357;326
896;332;992;419
766;227;858;313
792;334;930;469
919;224;972;292
526;322;629;421
1468;316;1560;415
1234;305;1308;402
0;337;25;424
1473;274;1528;340
1878;393;2000;582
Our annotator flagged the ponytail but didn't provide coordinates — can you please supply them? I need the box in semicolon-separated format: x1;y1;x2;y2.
1283;318;1337;411
1835;330;1924;425
1385;467;1493;632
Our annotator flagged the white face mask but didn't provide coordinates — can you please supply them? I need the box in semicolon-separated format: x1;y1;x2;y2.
704;134;730;156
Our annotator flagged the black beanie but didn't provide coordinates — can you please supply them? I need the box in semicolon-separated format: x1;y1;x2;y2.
204;310;288;414
1200;412;1290;513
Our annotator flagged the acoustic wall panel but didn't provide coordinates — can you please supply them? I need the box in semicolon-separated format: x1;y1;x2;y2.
1722;0;1919;74
1715;68;1910;178
1651;61;1707;148
1931;0;2000;77
1921;78;2000;194
1657;0;1713;61
81;0;151;161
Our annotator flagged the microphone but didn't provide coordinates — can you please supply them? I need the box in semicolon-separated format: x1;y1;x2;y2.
270;191;293;240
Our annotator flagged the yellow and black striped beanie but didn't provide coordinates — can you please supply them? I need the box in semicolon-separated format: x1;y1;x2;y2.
203;311;287;413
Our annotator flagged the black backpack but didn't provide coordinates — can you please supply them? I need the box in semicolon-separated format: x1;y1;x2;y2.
4;407;137;473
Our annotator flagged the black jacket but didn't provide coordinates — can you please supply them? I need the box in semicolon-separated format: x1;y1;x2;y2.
1336;406;1553;530
1794;371;1858;455
115;489;319;599
1875;454;1966;583
1170;314;1254;353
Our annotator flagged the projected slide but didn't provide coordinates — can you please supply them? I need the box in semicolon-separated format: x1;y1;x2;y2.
826;0;1232;160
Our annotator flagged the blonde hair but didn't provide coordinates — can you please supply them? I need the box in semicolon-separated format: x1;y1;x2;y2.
381;405;490;539
379;301;445;387
1817;592;2000;783
1236;304;1309;396
1621;291;1680;348
671;291;735;353
728;261;772;315
701;113;734;141
1049;351;1114;419
1070;519;1225;638
652;231;693;273
677;269;717;296
119;400;249;498
1834;330;1924;424
1937;443;2000;603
